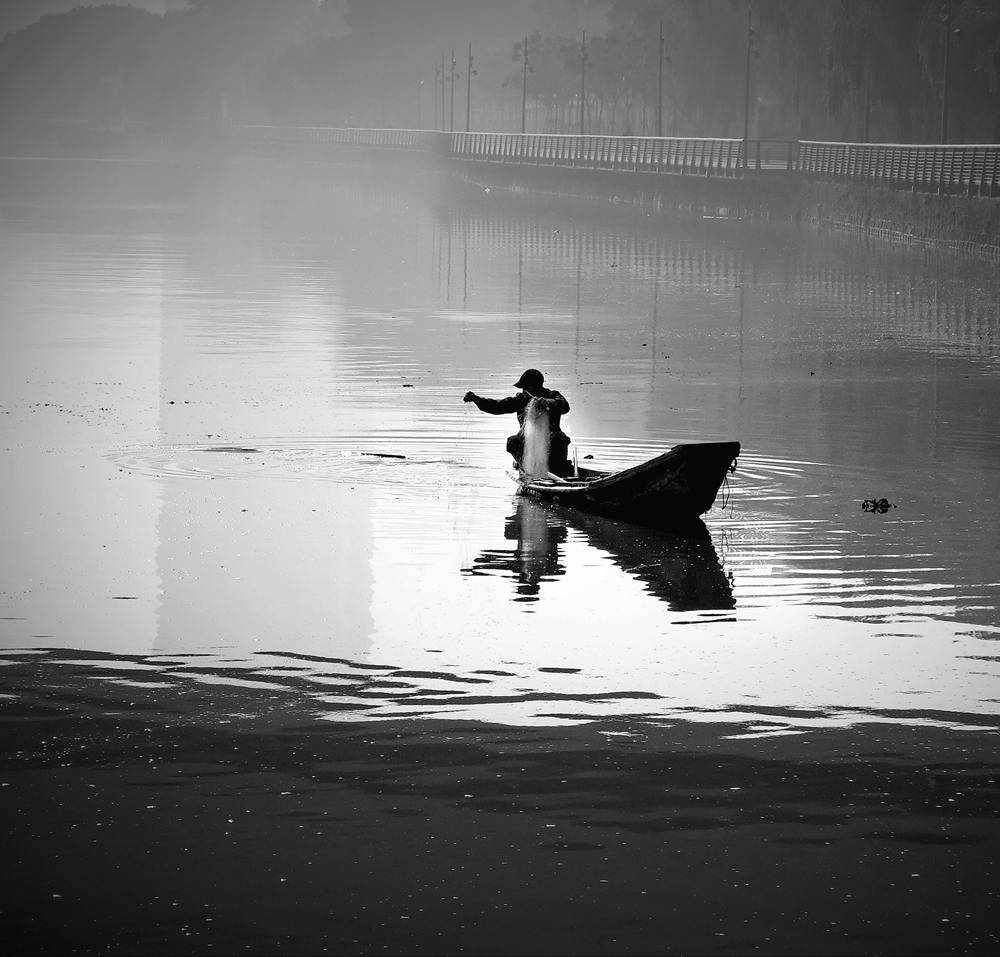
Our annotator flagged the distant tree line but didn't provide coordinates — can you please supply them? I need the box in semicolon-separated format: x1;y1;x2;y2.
505;0;1000;141
1;0;998;144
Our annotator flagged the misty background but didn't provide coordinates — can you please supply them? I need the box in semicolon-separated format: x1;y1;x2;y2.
1;0;999;148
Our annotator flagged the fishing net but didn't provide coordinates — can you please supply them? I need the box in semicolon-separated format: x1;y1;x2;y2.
520;397;551;480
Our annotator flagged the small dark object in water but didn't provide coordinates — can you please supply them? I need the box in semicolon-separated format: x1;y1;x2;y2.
202;447;259;454
402;383;414;388
362;452;406;460
862;498;897;513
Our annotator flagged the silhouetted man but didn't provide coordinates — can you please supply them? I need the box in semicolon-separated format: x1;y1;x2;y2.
463;368;572;476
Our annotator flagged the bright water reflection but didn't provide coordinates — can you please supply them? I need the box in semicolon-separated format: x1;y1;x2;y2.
1;155;999;735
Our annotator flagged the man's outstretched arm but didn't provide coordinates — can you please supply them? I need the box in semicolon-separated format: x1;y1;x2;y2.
463;392;523;415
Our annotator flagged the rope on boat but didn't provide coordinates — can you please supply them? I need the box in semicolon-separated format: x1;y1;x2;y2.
718;457;737;510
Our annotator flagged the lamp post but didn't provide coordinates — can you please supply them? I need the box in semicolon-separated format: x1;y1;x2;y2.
940;0;951;143
579;31;586;136
449;49;456;132
863;54;871;141
466;42;473;132
521;34;529;134
741;0;753;168
657;20;664;137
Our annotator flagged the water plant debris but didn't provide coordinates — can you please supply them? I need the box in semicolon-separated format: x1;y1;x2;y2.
862;498;897;513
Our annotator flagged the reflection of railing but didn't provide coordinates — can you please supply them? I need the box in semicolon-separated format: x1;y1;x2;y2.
442;212;999;360
454;214;745;289
797;141;1000;196
778;262;999;360
450;132;745;177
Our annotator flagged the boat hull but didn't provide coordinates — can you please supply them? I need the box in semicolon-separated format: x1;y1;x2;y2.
517;442;739;529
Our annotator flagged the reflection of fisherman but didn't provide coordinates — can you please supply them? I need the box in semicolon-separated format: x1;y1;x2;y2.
462;499;567;601
463;368;573;477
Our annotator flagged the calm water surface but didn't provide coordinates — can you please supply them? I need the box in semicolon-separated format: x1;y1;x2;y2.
2;155;999;954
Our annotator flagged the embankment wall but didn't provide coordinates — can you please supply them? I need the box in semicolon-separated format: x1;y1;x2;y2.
798;180;1000;259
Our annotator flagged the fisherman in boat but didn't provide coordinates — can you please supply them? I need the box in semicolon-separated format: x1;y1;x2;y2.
463;368;573;477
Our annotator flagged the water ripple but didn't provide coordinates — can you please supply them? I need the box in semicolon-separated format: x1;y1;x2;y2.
3;649;998;734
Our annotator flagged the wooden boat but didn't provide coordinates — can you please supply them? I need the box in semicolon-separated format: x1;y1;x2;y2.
516;442;740;529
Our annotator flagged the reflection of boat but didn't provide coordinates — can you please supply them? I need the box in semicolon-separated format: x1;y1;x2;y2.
517;442;740;530
561;506;734;611
463;497;733;610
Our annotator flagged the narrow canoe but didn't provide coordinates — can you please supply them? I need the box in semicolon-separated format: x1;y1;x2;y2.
517;441;740;529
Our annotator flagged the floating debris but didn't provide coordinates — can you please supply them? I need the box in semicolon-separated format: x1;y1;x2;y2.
862;498;897;513
201;447;260;454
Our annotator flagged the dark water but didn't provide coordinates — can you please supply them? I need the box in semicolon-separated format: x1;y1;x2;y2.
1;155;999;954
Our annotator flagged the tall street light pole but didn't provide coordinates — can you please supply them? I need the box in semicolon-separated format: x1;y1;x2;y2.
742;0;753;168
440;53;446;131
449;49;456;132
466;42;473;132
657;20;664;137
522;36;531;134
940;0;951;143
863;44;871;141
579;31;586;136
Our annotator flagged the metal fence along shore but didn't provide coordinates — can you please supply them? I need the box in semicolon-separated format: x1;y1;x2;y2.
450;132;748;176
235;124;1000;198
797;141;1000;197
